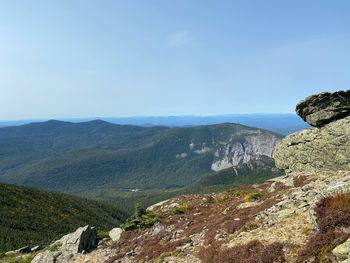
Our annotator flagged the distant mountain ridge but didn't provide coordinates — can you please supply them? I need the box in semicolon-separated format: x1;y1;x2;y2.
0;120;282;198
0;113;309;135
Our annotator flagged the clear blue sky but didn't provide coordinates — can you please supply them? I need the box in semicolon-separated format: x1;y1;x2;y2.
1;1;349;120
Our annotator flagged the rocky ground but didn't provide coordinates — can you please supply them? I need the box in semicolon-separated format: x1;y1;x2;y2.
69;170;350;263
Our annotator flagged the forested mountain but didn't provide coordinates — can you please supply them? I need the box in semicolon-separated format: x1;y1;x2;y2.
0;120;168;174
0;182;127;253
0;121;282;196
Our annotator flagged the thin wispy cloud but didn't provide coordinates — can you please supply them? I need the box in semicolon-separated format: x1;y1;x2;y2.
168;30;196;47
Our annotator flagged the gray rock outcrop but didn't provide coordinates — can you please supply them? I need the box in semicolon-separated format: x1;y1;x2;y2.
275;90;350;174
31;225;97;263
296;90;350;126
275;116;350;174
211;133;281;171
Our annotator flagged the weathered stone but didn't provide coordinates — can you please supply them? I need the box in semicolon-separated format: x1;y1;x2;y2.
56;225;97;254
148;223;165;236
109;227;123;241
31;251;56;263
33;225;97;263
296;90;350;126
16;246;31;253
275;116;350;174
146;199;170;211
333;237;350;257
31;245;43;252
4;251;17;256
5;246;31;256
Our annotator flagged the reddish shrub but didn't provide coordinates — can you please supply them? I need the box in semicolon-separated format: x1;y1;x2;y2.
293;175;309;187
297;193;350;262
274;181;289;191
135;237;190;260
199;240;285;263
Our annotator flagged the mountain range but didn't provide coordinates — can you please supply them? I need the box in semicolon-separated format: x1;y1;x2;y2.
0;120;284;212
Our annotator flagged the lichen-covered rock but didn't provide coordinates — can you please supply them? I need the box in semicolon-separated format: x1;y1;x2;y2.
57;225;97;254
333;237;350;258
274;116;350;174
31;251;56;263
296;90;350;127
32;225;97;263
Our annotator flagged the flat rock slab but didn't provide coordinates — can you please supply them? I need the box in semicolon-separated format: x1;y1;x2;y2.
296;90;350;126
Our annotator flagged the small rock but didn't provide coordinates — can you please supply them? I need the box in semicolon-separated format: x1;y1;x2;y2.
333;237;350;257
5;251;17;256
149;223;165;236
109;228;123;241
31;245;43;252
17;246;31;253
182;243;192;250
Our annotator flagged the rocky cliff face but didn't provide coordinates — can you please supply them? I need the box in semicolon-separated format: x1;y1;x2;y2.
211;133;281;171
275;90;350;174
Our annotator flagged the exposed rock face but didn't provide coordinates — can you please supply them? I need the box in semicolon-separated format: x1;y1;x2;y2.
275;90;350;174
296;90;350;126
32;225;97;263
275;115;350;174
211;134;281;171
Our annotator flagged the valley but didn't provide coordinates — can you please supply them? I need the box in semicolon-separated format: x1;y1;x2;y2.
0;121;283;214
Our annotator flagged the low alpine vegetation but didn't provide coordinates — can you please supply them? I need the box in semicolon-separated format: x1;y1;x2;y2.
121;204;159;231
297;192;350;262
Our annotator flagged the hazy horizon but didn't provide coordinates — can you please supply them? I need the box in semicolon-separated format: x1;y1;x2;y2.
0;112;300;122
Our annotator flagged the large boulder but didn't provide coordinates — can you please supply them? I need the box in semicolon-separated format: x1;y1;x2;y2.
295;90;350;127
57;225;97;254
275;116;350;174
31;225;97;263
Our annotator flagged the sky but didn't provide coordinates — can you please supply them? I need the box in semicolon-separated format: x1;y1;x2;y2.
0;0;349;120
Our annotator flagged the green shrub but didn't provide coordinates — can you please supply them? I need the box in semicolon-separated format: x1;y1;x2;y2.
49;242;62;252
121;204;159;231
171;208;185;215
244;192;263;202
97;230;109;240
17;256;34;263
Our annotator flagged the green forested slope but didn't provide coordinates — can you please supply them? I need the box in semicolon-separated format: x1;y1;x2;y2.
0;121;282;194
0;183;127;253
0;120;168;174
81;157;284;214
